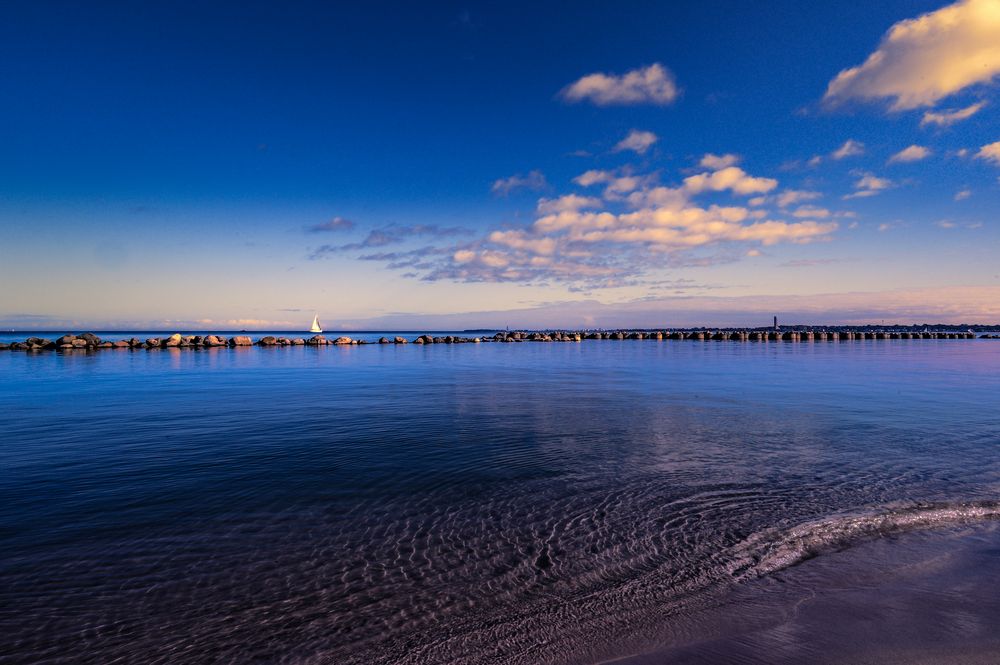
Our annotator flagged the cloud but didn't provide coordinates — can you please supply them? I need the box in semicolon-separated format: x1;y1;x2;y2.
937;220;957;228
955;188;972;200
536;194;603;215
831;139;865;160
844;172;893;199
920;101;987;126
888;144;931;163
304;216;354;233
491;170;548;196
823;0;1000;111
682;166;778;195
699;153;740;170
791;205;832;218
976;139;1000;164
310;224;471;259
613;129;658;154
776;189;823;207
573;169;614;187
561;63;679;106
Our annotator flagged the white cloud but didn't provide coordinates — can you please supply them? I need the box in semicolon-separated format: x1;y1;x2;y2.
573;169;614;187
791;205;832;218
682;166;778;196
976;140;1000;164
844;172;893;199
823;0;1000;111
921;101;987;126
832;139;865;160
613;129;658;154
937;220;957;228
776;189;823;207
410;161;835;287
888;144;931;163
561;63;680;106
491;170;548;196
699;153;740;170
955;188;972;200
536;194;603;215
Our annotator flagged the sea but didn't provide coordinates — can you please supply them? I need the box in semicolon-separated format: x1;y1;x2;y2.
2;332;999;663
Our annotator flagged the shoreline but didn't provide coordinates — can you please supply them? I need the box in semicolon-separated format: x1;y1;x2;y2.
0;329;991;351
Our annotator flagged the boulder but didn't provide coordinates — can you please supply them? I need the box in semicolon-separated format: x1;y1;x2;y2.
56;334;77;345
164;333;183;347
26;337;53;348
276;337;290;345
72;339;89;348
413;337;425;344
146;338;161;348
113;340;129;348
333;336;353;345
79;332;102;346
378;337;391;344
258;336;278;346
291;338;305;345
394;336;407;344
97;341;113;348
10;342;27;351
229;336;253;346
0;343;8;350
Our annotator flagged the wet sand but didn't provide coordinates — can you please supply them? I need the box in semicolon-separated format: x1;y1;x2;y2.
618;522;1000;664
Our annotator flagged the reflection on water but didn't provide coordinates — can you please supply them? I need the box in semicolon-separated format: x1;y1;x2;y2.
1;341;999;663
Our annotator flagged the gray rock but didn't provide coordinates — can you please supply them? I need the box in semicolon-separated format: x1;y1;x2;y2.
56;334;77;346
79;332;102;346
258;336;278;346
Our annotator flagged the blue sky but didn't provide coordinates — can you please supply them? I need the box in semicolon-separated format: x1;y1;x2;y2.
1;0;999;329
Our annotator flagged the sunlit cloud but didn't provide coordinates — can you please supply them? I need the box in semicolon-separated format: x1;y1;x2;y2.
823;0;1000;111
955;188;972;200
613;129;658;154
791;205;832;218
491;170;548;196
976;139;1000;164
536;194;603;215
699;153;740;170
776;189;822;207
888;144;931;163
358;160;836;288
844;172;893;199
560;63;680;106
831;139;865;160
920;101;987;126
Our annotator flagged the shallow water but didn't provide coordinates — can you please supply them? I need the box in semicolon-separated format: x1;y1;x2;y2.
1;339;999;663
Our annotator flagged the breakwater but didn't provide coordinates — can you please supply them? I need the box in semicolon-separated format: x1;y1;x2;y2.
0;329;988;351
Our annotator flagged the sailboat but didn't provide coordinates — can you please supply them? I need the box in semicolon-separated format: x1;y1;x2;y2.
310;314;323;333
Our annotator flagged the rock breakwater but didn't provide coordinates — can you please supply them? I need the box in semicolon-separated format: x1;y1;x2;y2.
0;329;987;352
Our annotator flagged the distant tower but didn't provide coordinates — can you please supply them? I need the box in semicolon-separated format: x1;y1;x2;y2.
773;315;778;331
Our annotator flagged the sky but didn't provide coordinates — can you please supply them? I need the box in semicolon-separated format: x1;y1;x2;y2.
1;0;999;330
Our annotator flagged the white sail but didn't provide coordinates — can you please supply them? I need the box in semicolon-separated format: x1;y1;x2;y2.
310;315;323;333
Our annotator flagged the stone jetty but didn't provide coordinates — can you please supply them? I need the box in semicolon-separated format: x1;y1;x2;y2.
0;328;989;352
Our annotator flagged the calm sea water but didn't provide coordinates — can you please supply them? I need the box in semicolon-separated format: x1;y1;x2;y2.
2;338;999;663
